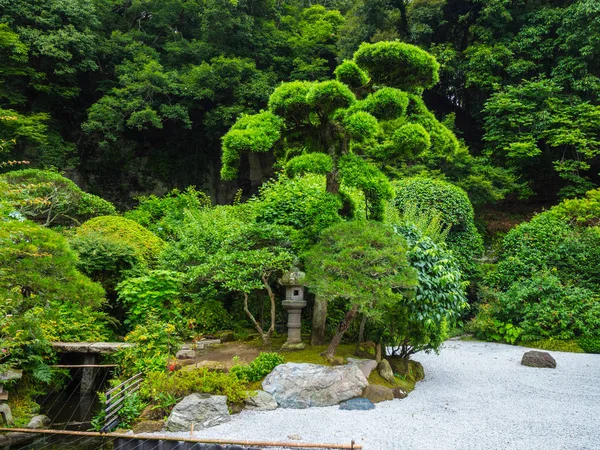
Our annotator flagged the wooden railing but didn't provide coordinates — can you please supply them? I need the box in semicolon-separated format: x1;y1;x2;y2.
101;372;143;432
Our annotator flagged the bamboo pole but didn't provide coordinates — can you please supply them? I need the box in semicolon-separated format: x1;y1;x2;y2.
0;428;362;449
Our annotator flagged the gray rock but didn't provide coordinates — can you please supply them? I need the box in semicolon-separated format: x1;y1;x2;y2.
521;351;556;368
245;390;278;411
262;363;368;408
165;393;230;432
339;398;376;410
346;358;377;378
26;415;50;429
361;385;394;403
392;388;408;399
377;359;395;383
288;434;302;440
0;403;13;425
176;349;196;359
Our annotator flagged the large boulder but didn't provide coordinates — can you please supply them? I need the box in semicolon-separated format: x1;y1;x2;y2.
521;351;556;369
262;363;368;408
361;385;394;403
244;390;278;411
165;394;230;432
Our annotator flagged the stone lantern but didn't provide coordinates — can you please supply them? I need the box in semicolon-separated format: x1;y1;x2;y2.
280;267;307;350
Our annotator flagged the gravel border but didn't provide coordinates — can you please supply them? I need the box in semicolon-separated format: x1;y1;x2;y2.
151;341;600;450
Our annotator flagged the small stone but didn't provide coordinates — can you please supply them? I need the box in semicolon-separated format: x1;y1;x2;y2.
288;434;302;440
521;351;556;369
176;349;196;360
377;359;395;383
281;342;307;351
181;361;225;372
217;331;235;343
26;415;50;429
132;420;164;434
392;388;407;399
339;398;375;411
245;390;278;411
361;385;394;403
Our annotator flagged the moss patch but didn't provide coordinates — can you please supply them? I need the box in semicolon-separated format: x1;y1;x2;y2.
524;339;585;353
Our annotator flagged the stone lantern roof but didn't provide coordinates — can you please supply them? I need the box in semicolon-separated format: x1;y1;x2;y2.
279;266;306;286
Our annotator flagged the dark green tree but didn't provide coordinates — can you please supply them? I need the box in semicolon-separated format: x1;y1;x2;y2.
303;220;417;359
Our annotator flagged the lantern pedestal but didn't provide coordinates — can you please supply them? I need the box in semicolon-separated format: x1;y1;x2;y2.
281;300;307;350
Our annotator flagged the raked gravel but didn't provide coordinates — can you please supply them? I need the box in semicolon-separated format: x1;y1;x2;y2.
150;340;600;450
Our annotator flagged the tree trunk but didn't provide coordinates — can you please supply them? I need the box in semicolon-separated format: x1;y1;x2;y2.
325;170;340;194
321;304;359;360
243;292;271;347
356;314;367;353
376;343;382;363
311;295;328;345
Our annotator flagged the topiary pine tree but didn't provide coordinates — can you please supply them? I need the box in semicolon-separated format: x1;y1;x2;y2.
220;41;458;222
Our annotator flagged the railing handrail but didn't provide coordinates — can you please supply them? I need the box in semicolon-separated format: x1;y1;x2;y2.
105;372;143;395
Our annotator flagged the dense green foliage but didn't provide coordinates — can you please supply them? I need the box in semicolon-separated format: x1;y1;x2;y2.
387;222;468;356
471;190;600;345
0;169;116;226
304;220;417;357
230;352;285;382
394;177;483;279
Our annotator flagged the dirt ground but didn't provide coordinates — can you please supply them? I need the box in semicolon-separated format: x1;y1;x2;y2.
196;342;262;369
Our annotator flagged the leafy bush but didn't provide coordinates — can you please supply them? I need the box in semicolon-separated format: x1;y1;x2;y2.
0;169;115;226
394;177;483;280
70;232;138;293
140;368;247;416
124;187;212;240
0;220;106;307
76;216;165;267
578;336;600;354
0;308;55;383
116;270;184;329
180;296;231;335
37;303;114;342
388;223;468;355
493;213;600;292
477;272;600;342
114;317;181;376
250;174;345;250
230;352;285;382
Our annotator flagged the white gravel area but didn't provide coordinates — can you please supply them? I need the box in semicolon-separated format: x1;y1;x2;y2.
155;340;600;450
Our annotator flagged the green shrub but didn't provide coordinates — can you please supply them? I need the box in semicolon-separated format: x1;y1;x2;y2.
116;270;184;329
38;303;114;342
489;272;600;342
578;336;600;354
70;232;138;293
76;216;165;267
0;220;106;307
0;169;115;226
385;222;468;355
250;174;345;250
124;187;212;240
114;317;181;376
181;296;231;335
525;339;584;353
140;368;247;416
230;352;285;382
394;177;483;279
